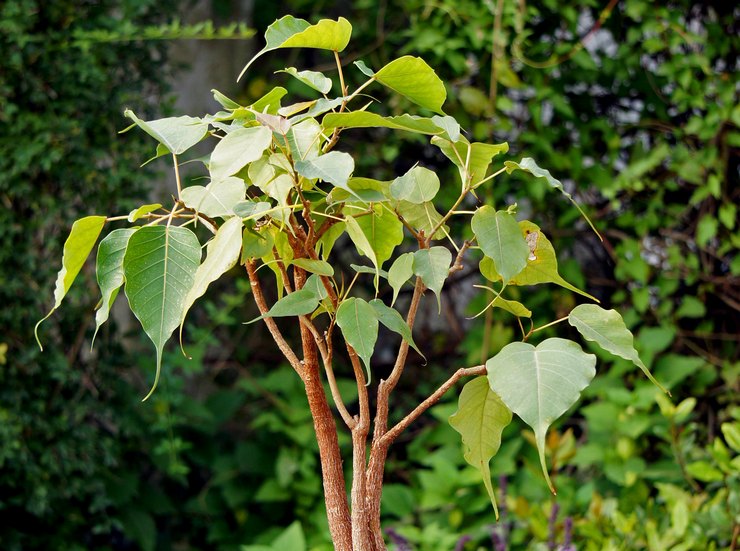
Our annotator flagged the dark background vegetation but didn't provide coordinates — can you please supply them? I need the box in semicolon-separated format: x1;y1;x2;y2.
1;0;737;549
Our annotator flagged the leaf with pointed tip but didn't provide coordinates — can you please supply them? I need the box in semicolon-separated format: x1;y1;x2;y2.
449;377;512;518
431;115;460;142
431;136;509;186
35;215;107;349
478;220;597;301
209;126;273;181
345;215;380;289
295;151;354;195
504;158;600;238
128;204;162;222
249;87;288;114
355;206;404;268
322;112;447;136
487;338;596;493
568;304;667;393
238;16;352;80
92;228;137;347
388;253;414;306
304;273;330;301
395;200;446;240
354;60;375;77
180;177;246;218
278;67;333;94
351;264;389;279
123;110;208;155
292;258;334;276
374;56;446;114
181;217;243;334
484;293;532;318
286;118;322;161
471;206;529;282
327;177;390;204
241;225;274;262
336;297;378;380
247;288;320;324
290;97;344;124
233;200;272;221
212;88;241;109
123;226;201;401
413;247;451;311
390;166;440;204
369;299;423;357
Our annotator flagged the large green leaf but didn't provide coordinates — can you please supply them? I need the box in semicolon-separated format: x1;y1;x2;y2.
123;110;208;155
124;226;201;400
568;304;667;393
504;158;599;237
479;220;597;300
388;252;414;306
487;338;596;492
336;297;378;380
295;151;354;195
286;118;322;161
395;200;446;240
449;377;512;517
431;136;508;186
209;126;273;181
322;112;447;136
374;56;446;114
180;177;246;218
355;206;404;268
238;16;352;80
92;228;137;346
278;67;333;94
35;215;107;348
247;288;321;323
344;215;380;289
328;177;390;204
413;246;451;311
368;299;423;357
471;206;529;282
390;166;440;204
180;217;243;333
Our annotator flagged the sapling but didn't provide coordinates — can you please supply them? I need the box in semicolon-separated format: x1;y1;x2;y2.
35;15;665;550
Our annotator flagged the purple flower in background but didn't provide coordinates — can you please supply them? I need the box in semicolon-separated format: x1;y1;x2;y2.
386;527;412;551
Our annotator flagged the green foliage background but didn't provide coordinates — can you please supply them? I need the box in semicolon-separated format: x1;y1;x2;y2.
2;1;737;549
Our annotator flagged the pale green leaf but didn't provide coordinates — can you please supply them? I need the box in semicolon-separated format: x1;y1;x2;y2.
322;112;447;136
413;246;451;311
431;136;508;186
233;200;272;221
390;166;440;204
128;203;162;222
92;228;137;347
388;252;414;306
568;304;667;393
504;158;600;238
345;215;380;288
295;151;354;189
292;258;334;276
289;97;344;124
374;56;446;114
304;273;330;300
449;377;512;518
123;110;208;155
431;115;460;142
395;200;446;240
180;176;246;218
286;118;322;161
238;16;352;81
209;126;273;181
180;217;243;332
487;294;532;318
351;264;389;279
278;67;333;94
355;206;404;268
354;60;375;77
123;226;201;400
211;88;241;109
247;288;320;323
327;177;390;204
487;338;596;492
369;299;423;357
35;215;107;349
471;206;529;282
336;297;378;380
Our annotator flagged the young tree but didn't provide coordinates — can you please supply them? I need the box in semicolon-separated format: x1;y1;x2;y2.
35;16;665;550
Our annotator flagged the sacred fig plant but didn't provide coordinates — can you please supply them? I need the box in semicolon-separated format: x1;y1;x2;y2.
35;15;667;550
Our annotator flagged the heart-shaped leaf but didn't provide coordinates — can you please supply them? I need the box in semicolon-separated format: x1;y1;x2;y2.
336;297;378;380
388;252;414;306
209;126;273;181
374;56;446;114
487;338;596;493
295;151;354;194
413;246;451;311
390;166;440;204
432;136;508;186
369;299;423;358
345;215;380;290
123;110;208;155
247;288;321;323
180;177;246;218
355;206;404;268
471;206;529;282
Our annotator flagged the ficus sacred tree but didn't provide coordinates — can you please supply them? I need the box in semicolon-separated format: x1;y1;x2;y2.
35;15;667;550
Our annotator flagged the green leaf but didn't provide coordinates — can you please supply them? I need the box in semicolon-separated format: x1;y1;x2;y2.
286;118;323;161
233;200;272;221
123;226;201;401
247;288;321;323
374;56;447;114
471;206;529;282
504;158;600;238
449;377;512;518
369;299;423;357
292;258;334;276
322;112;447;136
123;110;208;155
568;304;667;393
431;136;508;186
336;297;378;380
487;338;596;493
238;16;352;81
180;176;246;218
354;60;375;77
355;206;404;268
180;217;243;332
249;87;288;115
92;228;137;347
211;88;241;109
395;200;446;240
241;226;274;262
388;252;414;306
344;215;380;289
479;220;597;300
390;166;440;204
295;151;355;195
209;126;273;181
413;246;451;311
484;293;532;318
304;273;330;301
721;422;740;453
278;67;332;94
35;215;107;349
327;177;390;204
128;203;162;222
